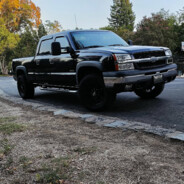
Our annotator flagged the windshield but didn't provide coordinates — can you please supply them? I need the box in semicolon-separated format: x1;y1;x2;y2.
71;31;129;49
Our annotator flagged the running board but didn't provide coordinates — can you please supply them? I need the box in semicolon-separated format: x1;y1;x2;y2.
40;87;77;93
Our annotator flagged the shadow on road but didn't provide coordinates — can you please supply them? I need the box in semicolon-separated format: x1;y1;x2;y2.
32;89;184;131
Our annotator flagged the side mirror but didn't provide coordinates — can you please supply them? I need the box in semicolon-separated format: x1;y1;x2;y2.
66;47;73;53
128;40;133;46
67;47;78;58
51;42;61;55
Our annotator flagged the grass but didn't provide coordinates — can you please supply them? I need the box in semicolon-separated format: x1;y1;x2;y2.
4;156;13;169
0;155;14;174
36;168;61;184
0;139;14;155
0;117;26;135
35;157;72;183
35;167;69;184
51;156;70;164
73;146;97;155
19;156;32;169
34;148;97;183
0;123;26;135
0;117;17;124
0;139;14;174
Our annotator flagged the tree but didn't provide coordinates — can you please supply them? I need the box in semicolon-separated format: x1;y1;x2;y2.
0;0;41;32
108;0;135;31
30;1;41;28
133;10;177;52
0;0;41;74
0;18;19;74
13;24;47;60
174;8;184;55
44;20;62;34
178;7;184;24
100;26;133;42
38;23;47;39
13;27;39;58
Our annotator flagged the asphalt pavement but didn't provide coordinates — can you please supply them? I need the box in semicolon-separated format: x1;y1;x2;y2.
0;76;184;131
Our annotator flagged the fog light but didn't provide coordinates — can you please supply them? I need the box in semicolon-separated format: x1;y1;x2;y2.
167;58;173;64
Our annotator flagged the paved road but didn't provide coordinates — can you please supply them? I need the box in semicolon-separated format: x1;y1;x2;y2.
0;76;184;131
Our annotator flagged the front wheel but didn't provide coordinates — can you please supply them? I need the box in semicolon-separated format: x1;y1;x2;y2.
17;75;34;99
134;84;165;99
79;74;116;111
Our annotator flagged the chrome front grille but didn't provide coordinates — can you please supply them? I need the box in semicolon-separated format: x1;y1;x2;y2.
133;51;165;59
134;59;166;70
133;51;167;69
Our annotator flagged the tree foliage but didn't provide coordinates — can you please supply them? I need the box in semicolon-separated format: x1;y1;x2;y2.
0;0;43;74
177;7;184;24
0;0;41;32
100;26;133;42
45;20;62;34
0;18;19;74
133;10;178;52
38;23;47;39
13;27;38;58
174;8;184;55
108;0;135;31
13;24;48;59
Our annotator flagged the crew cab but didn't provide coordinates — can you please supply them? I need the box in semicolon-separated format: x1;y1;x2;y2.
12;30;177;111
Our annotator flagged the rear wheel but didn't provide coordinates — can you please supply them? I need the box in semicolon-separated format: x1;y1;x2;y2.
17;75;34;99
134;83;165;99
79;74;116;111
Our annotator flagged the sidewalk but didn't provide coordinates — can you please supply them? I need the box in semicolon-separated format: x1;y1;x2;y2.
0;98;184;184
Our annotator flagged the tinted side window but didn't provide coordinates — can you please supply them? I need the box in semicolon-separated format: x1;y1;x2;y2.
55;37;70;53
39;39;53;55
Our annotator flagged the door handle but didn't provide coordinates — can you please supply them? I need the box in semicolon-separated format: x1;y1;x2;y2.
36;60;40;65
49;59;54;64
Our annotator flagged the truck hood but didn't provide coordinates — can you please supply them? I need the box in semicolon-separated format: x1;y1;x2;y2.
81;45;167;54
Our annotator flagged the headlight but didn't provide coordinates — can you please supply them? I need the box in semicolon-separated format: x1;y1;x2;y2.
165;49;172;56
114;54;132;63
114;54;134;70
118;63;134;70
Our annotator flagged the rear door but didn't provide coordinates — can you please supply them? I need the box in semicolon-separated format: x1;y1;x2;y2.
50;36;77;86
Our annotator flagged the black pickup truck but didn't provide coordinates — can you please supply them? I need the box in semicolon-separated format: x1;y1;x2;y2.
12;30;177;111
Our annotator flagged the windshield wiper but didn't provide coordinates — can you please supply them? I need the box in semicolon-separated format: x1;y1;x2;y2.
108;44;124;46
84;45;104;49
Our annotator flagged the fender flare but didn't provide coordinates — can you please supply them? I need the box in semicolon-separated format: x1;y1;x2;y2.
15;66;28;80
76;61;103;84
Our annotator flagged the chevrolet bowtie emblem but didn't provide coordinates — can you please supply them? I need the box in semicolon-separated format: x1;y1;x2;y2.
150;57;157;63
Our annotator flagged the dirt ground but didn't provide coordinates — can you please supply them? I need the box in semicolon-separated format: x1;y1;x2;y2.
0;98;184;184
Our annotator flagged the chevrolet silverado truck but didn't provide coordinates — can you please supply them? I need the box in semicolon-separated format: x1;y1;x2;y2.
12;30;177;111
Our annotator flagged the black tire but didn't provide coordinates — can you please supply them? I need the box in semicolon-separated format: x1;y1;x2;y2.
134;83;165;99
79;74;116;111
17;75;34;99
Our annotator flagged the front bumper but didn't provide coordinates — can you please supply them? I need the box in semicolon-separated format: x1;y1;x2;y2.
103;64;177;87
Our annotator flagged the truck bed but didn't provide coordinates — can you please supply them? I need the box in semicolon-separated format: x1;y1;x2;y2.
12;57;34;80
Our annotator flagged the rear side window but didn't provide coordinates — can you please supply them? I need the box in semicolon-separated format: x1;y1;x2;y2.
39;39;53;55
55;37;70;53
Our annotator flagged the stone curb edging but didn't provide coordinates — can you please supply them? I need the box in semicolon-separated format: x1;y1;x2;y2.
0;89;184;142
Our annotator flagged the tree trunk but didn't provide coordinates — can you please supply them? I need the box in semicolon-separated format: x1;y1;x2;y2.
0;55;8;75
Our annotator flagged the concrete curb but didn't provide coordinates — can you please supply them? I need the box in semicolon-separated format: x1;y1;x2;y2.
0;89;184;142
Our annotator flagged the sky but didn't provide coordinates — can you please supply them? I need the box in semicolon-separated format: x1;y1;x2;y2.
32;0;184;30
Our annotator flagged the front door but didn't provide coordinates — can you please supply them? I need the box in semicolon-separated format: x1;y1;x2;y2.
50;36;77;87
